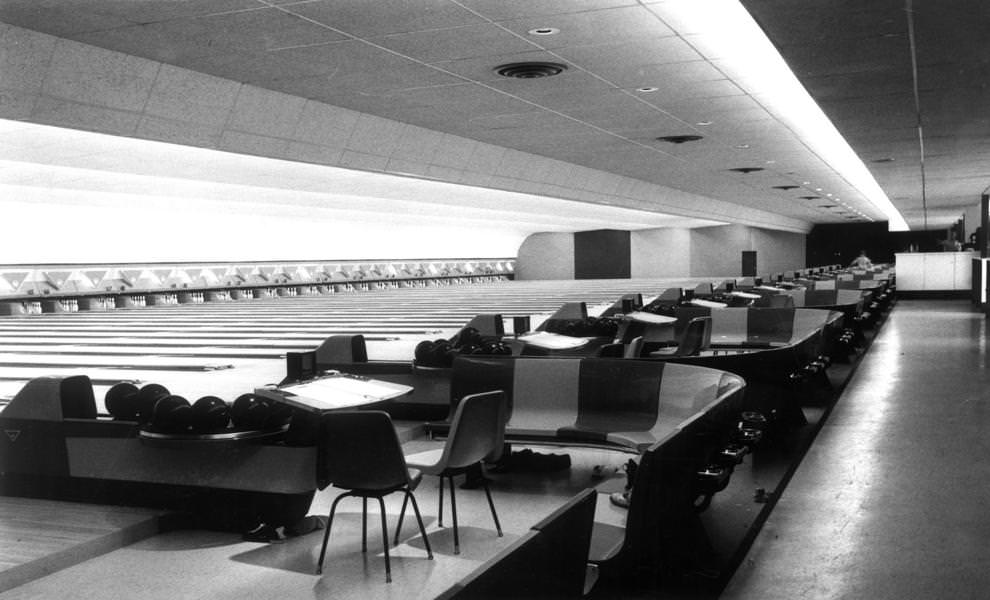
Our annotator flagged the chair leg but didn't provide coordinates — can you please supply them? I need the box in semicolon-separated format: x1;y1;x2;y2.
362;497;368;552
316;493;346;575
438;476;445;528
406;490;434;560
448;476;460;555
394;492;410;547
376;497;392;583
482;479;503;537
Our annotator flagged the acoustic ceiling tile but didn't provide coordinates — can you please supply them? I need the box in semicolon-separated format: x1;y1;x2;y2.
496;5;675;50
227;85;307;138
144;65;241;128
136;115;222;149
389;125;444;162
460;0;636;21
285;0;485;38
90;0;262;23
44;39;159;113
371;23;534;63
1;25;56;95
346;113;408;157
282;140;346;167
0;3;132;37
218;129;289;158
292;100;360;147
31;96;141;138
338;149;390;172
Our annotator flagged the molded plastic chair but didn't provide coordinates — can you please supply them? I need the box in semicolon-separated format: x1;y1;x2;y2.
399;390;506;555
650;316;712;357
316;411;433;582
623;336;644;358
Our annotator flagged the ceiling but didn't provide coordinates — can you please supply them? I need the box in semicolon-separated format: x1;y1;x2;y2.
1;0;983;232
743;0;990;230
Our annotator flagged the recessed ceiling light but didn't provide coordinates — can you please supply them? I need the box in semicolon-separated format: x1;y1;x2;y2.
826;193;832;197
528;27;560;35
735;144;751;149
637;86;659;93
696;121;712;126
494;62;568;78
802;181;810;185
766;160;776;164
657;134;704;144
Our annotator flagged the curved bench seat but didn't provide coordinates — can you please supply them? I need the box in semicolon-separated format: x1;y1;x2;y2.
429;356;746;454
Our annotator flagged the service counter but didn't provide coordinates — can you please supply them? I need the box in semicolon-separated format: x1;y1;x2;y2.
895;251;976;294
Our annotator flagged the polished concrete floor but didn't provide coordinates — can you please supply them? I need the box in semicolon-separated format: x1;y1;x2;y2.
723;300;990;600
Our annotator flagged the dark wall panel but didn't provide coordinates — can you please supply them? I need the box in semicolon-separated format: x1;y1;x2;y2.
574;230;631;279
805;221;941;266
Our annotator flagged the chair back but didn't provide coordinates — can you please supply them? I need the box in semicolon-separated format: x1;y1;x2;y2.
674;316;712;356
318;411;409;491
441;391;506;470
623;336;644;358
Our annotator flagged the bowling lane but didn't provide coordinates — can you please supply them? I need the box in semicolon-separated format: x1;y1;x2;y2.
0;277;724;402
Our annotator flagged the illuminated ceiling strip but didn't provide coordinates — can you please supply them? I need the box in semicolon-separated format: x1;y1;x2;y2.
655;0;910;231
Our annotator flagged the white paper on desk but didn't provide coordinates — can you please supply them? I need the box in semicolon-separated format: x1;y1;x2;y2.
281;376;411;409
518;331;591;349
690;299;727;308
625;311;677;324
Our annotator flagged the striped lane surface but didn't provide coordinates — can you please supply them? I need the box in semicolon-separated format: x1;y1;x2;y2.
0;277;720;404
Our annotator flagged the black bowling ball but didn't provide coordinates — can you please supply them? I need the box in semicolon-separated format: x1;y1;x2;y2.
151;394;193;433
105;382;140;420
191;395;230;432
414;340;436;365
231;393;272;431
136;383;170;424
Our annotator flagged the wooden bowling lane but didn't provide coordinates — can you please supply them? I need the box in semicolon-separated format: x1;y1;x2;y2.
0;277;722;401
0;497;167;594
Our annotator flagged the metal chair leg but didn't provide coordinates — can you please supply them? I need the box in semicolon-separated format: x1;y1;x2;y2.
362;497;368;552
407;490;434;560
316;494;346;575
377;497;392;583
448;476;460;555
438;476;445;527
482;479;503;537
394;491;410;547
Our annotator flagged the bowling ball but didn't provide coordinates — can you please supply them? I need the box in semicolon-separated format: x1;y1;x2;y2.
151;394;192;433
105;382;140;420
450;326;482;349
191;396;230;432
414;340;436;364
266;401;293;430
231;393;272;431
136;383;170;424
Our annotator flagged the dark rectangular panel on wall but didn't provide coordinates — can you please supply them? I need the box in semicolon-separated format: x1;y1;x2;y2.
741;251;757;276
574;230;631;279
807;222;910;266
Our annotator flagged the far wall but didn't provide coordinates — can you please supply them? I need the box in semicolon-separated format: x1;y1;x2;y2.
516;225;807;280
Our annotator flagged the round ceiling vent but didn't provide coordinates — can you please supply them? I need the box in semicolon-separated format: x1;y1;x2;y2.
657;135;704;144
494;62;568;78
